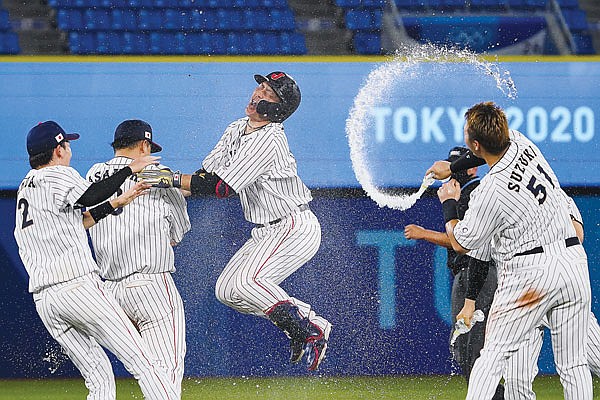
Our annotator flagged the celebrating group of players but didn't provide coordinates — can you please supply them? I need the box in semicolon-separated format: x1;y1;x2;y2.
14;71;331;399
14;69;598;400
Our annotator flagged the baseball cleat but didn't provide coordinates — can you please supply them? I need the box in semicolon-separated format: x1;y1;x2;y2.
289;339;305;364
305;322;331;371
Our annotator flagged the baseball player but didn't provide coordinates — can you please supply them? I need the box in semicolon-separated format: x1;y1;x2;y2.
456;195;600;399
13;121;179;400
437;102;592;399
86;119;191;397
405;146;504;399
137;72;331;371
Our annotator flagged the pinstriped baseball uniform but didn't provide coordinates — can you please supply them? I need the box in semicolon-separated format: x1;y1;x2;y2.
14;165;178;400
204;117;330;331
86;156;190;397
454;130;592;400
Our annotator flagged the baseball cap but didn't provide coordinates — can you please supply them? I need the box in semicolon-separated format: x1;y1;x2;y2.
113;119;162;153
446;146;469;162
254;71;301;115
27;121;80;156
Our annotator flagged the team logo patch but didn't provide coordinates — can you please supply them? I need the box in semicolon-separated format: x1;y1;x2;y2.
144;131;152;139
55;133;64;142
270;72;285;80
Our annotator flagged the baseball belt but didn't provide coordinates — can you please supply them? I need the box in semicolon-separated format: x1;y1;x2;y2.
514;236;580;257
257;204;310;228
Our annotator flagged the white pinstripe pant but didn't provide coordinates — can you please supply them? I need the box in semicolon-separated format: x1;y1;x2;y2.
466;245;592;400
34;273;178;400
215;210;329;329
105;272;186;398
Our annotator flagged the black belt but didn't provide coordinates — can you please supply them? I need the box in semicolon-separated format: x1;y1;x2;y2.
257;204;310;228
515;237;580;257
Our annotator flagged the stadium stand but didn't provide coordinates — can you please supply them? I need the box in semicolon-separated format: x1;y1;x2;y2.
49;0;307;55
0;3;20;54
334;0;596;55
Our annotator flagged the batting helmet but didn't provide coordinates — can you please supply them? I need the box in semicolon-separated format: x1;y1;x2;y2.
254;71;301;123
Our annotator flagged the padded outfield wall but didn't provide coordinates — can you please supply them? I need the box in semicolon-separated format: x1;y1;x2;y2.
0;56;599;378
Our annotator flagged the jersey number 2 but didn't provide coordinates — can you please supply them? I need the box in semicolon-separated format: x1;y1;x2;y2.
18;198;34;229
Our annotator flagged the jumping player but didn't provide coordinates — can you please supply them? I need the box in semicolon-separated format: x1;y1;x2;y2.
436;102;592;399
86;119;191;397
137;72;332;371
14;121;179;400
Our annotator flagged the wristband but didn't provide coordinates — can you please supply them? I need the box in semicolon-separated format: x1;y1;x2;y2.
442;199;459;223
173;171;182;188
88;201;115;223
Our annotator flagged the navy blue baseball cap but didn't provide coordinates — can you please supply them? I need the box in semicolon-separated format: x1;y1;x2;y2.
446;146;469;162
113;119;162;153
27;121;80;156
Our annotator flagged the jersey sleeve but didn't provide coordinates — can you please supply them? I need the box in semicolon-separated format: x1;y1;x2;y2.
468;242;493;262
46;166;92;210
453;181;502;251
561;189;583;225
163;188;191;243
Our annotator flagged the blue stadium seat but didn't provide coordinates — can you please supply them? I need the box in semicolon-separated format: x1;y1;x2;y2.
562;9;588;31
395;0;429;11
572;33;594;54
83;9;111;30
335;0;362;7
56;8;83;31
353;31;380;54
48;0;87;8
233;0;261;8
346;9;382;30
279;31;306;54
0;9;10;30
190;9;218;30
0;31;19;54
185;31;226;54
139;9;163;30
164;9;192;30
110;9;137;31
439;0;467;10
267;9;295;31
470;0;508;9
253;31;279;54
556;0;579;8
150;32;186;54
126;0;155;8
95;31;122;54
217;9;242;30
120;31;149;53
68;31;95;54
227;32;253;54
243;9;269;30
262;0;288;8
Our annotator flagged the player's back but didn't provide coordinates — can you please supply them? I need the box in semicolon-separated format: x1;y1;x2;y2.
14;166;98;292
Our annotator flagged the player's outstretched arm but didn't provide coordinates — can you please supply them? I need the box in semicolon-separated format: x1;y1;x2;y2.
404;224;452;248
437;180;469;254
82;181;150;229
137;168;235;198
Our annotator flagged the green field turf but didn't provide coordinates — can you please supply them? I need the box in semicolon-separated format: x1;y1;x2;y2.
1;375;600;400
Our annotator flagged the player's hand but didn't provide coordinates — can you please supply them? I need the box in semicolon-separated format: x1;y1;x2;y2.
456;299;476;328
111;181;151;208
129;155;161;173
437;179;461;202
404;224;425;240
426;160;451;180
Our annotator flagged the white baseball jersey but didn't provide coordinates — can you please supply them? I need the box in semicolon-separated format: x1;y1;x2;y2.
14;166;96;292
202;117;312;224
456;130;592;400
206;118;329;333
86;157;190;280
14;165;178;400
86;156;190;397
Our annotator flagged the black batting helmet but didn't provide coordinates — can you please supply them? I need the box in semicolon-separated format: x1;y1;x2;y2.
254;71;301;123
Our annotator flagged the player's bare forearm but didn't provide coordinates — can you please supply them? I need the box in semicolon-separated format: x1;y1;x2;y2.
404;224;451;248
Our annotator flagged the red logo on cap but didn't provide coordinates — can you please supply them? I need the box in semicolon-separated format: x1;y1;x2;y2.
270;72;285;80
55;133;64;143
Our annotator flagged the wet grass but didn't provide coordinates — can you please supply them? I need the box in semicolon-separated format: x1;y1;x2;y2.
1;375;599;399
